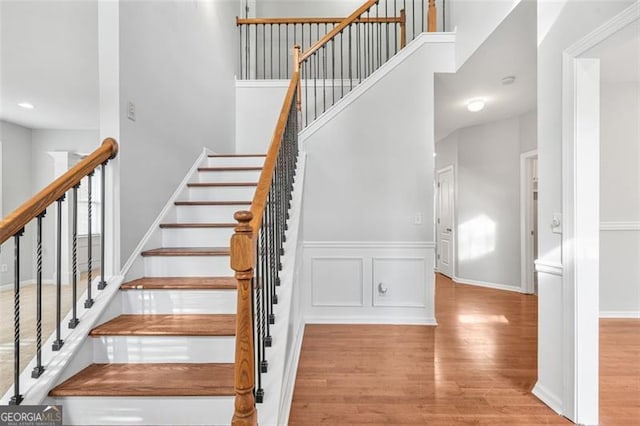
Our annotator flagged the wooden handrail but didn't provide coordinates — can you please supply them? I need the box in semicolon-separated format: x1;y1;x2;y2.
299;0;379;62
249;71;300;234
237;15;402;25
0;138;118;245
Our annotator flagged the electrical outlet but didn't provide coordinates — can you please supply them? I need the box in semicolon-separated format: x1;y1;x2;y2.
1;264;7;273
127;101;136;121
551;213;562;234
414;212;423;225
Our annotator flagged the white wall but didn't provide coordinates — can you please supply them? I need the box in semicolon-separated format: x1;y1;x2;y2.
436;110;536;288
536;0;635;415
599;82;640;316
31;129;100;282
299;35;455;323
118;0;239;265
449;0;521;68
0;120;34;285
236;81;289;154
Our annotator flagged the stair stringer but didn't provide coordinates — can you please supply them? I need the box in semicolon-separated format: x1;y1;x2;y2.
255;153;307;426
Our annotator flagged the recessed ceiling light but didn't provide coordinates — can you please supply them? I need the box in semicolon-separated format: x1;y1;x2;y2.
501;75;516;85
18;102;35;109
466;98;485;112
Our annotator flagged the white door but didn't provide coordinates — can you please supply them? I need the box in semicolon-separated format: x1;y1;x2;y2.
436;167;454;278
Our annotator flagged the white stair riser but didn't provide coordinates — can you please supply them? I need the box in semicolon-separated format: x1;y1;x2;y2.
176;204;245;223
54;396;234;425
188;186;255;201
198;170;261;183
93;336;235;363
144;256;233;277
207;156;264;167
161;227;234;248
122;289;236;314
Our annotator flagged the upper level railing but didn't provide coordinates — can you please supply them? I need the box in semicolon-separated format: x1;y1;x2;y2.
0;138;118;405
237;0;441;80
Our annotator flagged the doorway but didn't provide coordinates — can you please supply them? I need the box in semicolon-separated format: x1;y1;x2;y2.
521;150;538;294
436;166;455;278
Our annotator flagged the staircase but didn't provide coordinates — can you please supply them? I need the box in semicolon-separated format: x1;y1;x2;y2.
48;154;265;426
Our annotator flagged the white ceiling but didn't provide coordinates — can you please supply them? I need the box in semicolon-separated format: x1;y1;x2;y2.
435;1;537;142
583;18;640;83
0;0;99;130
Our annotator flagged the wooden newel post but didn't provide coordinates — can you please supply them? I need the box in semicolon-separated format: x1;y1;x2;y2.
293;45;302;111
231;210;257;426
427;0;437;32
399;9;406;49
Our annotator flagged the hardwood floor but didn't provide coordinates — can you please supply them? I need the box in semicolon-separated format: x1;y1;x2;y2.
290;274;639;425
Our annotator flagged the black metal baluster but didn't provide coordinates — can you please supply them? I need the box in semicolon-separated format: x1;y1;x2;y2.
262;24;266;79
10;229;25;405
84;173;94;309
254;24;258;79
331;38;335;106
270;24;273;79
386;0;390;61
412;0;416;44
31;213;45;378
422;0;425;33
314;53;317;120
394;0;398;53
443;0;446;31
322;46;326;114
246;23;250;79
98;163;107;290
341;32;344;98
349;25;352;91
251;242;259;403
255;226;265;402
262;203;271;349
69;185;80;328
356;21;361;83
52;195;64;351
304;60;308;127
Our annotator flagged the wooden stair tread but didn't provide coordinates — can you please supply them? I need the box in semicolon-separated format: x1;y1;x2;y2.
49;363;234;397
174;200;252;206
208;154;265;157
121;277;237;290
89;314;236;336
187;182;257;187
198;166;262;171
141;247;230;256
159;223;235;229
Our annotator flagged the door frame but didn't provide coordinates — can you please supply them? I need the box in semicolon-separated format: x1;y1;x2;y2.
520;149;537;294
561;3;639;424
435;165;456;278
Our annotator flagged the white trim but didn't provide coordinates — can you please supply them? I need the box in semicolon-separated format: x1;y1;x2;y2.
452;276;522;293
600;221;640;231
559;4;640;421
304;315;437;326
599;311;640;319
310;256;364;307
277;321;305;426
299;32;456;141
535;260;564;277
304;241;436;249
532;382;563;415
520;150;538;294
120;147;211;277
235;79;290;88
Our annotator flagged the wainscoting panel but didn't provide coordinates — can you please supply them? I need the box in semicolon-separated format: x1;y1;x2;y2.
303;242;436;325
311;257;364;307
372;257;426;307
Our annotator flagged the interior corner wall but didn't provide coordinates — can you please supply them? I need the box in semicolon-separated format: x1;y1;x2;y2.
536;0;636;414
448;0;522;68
118;0;238;265
599;82;640;315
436;110;537;289
0;120;34;285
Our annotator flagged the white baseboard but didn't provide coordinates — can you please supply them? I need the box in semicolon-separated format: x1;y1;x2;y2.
532;382;563;415
453;276;522;293
304;315;437;326
600;311;640;319
278;320;305;426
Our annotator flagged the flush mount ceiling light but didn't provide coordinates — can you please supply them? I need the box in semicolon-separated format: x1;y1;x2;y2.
466;98;486;112
18;102;35;109
501;75;516;85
